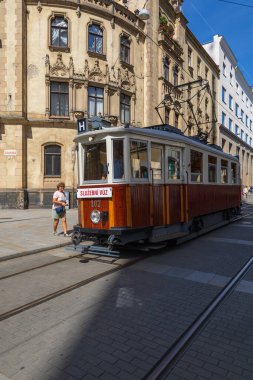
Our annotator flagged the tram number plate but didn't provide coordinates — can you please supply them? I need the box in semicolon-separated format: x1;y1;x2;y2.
77;187;112;199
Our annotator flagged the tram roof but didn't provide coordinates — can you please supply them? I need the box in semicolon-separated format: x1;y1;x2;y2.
74;124;239;162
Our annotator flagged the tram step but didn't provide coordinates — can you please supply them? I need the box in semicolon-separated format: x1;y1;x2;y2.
86;245;120;258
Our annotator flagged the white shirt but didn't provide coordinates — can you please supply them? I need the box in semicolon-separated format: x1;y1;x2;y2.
52;190;66;209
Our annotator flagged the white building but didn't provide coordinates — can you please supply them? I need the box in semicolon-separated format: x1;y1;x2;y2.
203;34;253;187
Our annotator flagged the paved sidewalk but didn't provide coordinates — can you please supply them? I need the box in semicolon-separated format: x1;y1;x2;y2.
0;208;78;261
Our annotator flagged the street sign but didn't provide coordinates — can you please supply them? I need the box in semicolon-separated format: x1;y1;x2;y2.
77;118;88;134
4;149;17;156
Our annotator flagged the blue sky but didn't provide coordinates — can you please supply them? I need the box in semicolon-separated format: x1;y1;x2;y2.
182;0;253;85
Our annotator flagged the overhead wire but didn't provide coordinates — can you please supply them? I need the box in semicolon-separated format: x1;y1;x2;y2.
133;5;253;137
218;0;253;8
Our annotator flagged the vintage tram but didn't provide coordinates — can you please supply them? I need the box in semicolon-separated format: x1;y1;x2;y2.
72;123;241;252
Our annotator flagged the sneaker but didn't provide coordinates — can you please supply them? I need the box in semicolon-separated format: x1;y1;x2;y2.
53;232;58;236
64;233;70;237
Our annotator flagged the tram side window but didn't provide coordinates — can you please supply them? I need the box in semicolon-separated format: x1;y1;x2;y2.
231;162;237;184
167;147;181;180
221;159;228;183
130;140;148;179
190;150;203;182
113;140;124;179
84;142;107;181
151;144;163;180
208;155;217;183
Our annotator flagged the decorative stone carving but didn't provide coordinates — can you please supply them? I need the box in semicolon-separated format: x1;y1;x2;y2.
88;60;104;82
120;68;135;91
37;1;42;13
171;0;183;13
69;57;74;77
50;53;68;77
76;6;81;18
84;59;89;79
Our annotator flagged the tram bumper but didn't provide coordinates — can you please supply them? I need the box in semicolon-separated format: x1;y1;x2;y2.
71;225;151;246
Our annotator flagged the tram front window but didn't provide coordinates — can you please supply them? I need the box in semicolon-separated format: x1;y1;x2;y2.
84;142;107;181
113;140;124;179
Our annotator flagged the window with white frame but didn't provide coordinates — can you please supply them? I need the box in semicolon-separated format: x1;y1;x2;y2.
208;155;217;183
130;140;148;179
222;87;226;103
190;150;203;182
223;62;227;77
235;124;239;136
235;103;239;117
229;95;233;110
151;144;163;181
241;110;244;123
229;118;233;131
231;162;237;184
222;112;226;126
167;147;181;180
221;159;228;183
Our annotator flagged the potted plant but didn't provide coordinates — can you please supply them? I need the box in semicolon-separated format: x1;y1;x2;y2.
159;16;174;39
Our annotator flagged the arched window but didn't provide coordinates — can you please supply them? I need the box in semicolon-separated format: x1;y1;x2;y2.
51;16;68;47
44;145;61;176
88;24;103;54
163;57;170;81
120;35;130;64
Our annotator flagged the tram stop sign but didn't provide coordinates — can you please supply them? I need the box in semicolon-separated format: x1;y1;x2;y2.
77;118;88;134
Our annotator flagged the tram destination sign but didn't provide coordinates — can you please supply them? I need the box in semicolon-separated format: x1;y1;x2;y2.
77;187;112;199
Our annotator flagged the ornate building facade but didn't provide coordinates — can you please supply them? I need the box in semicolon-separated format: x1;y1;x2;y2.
0;0;219;208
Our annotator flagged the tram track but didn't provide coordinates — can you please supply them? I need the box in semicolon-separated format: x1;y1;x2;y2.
0;254;143;322
0;251;120;281
144;255;253;380
1;207;252;323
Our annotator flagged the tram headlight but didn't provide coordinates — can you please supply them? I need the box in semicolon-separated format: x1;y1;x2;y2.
90;209;101;224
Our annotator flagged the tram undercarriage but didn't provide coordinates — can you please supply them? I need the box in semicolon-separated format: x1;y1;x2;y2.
72;206;240;255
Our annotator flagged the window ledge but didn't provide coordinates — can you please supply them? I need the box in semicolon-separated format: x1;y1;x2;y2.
44;175;61;178
87;51;107;60
49;45;70;53
120;60;134;71
49;116;70;120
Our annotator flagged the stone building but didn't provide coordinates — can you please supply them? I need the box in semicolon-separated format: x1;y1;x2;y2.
203;34;253;187
0;0;219;208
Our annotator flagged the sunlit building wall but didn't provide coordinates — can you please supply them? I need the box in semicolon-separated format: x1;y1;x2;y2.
204;34;253;186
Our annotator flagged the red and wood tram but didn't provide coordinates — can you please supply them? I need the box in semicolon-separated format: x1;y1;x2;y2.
72;124;241;250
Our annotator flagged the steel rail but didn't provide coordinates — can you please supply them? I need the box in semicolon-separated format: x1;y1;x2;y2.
144;255;253;380
0;255;142;322
0;252;120;281
0;255;82;281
